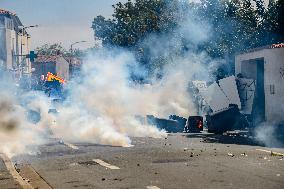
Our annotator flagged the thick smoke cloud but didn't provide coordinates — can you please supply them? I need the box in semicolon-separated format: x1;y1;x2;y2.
47;2;217;147
0;72;52;157
0;0;221;156
51;48;213;147
50;9;217;146
254;122;284;148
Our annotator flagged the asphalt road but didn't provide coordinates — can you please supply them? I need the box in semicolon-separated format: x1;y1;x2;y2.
2;133;284;189
0;157;21;189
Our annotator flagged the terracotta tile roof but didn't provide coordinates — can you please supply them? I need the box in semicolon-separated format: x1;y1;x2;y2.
237;43;284;55
34;55;83;65
0;9;16;16
35;55;63;63
271;43;284;48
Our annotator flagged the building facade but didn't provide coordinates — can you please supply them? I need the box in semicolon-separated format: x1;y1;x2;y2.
0;9;31;78
235;44;284;125
32;55;70;82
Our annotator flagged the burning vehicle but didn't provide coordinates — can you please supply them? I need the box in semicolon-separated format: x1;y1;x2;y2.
184;116;203;133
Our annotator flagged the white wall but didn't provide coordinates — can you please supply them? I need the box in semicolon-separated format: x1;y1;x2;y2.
56;57;69;81
5;28;13;70
236;48;284;124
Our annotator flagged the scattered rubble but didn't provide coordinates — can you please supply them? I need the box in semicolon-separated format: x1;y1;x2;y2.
69;163;78;167
227;153;234;157
14;163;20;173
256;149;284;157
271;151;284;157
241;153;248;157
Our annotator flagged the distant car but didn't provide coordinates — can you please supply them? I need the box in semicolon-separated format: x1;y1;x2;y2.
184;116;203;133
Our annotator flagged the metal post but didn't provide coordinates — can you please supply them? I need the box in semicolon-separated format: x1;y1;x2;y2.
70;41;87;54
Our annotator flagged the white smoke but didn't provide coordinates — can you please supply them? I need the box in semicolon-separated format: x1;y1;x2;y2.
254;122;283;148
0;1;219;155
49;43;216;147
0;74;52;157
52;51;166;147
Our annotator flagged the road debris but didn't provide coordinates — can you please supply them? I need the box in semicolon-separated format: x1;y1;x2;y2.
69;163;79;167
147;186;161;189
256;149;284;156
241;153;248;157
276;174;280;177
93;159;120;170
227;153;234;157
64;142;79;150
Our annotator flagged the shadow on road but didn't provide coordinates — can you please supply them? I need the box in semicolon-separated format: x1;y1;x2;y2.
184;133;265;147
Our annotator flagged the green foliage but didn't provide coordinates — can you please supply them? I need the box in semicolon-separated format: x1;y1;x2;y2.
195;0;261;58
92;0;182;47
195;0;283;59
35;43;86;58
260;0;284;45
92;0;284;74
35;43;67;56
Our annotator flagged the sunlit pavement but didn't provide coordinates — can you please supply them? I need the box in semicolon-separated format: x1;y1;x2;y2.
2;133;284;189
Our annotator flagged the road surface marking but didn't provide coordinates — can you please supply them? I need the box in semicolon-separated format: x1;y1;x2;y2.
93;159;120;170
64;142;79;150
256;149;284;156
146;186;161;189
0;153;33;189
19;165;53;189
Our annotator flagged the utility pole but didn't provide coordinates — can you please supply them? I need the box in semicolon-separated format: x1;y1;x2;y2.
18;25;38;75
19;25;38;59
17;25;38;89
70;41;87;55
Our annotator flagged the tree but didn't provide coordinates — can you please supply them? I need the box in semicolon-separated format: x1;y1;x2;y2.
195;0;263;58
35;43;87;58
35;43;67;56
91;0;283;76
92;0;181;47
261;0;284;45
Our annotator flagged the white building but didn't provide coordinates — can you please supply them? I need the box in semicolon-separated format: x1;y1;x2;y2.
235;44;284;125
0;9;31;78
